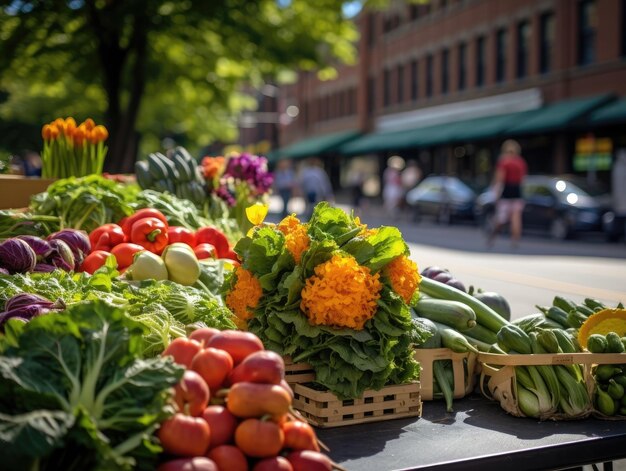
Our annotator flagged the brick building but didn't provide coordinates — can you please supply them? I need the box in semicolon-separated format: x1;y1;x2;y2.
251;0;626;194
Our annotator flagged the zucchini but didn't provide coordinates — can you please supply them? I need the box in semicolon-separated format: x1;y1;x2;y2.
583;298;606;312
464;323;498;344
606;332;625;353
553;296;578;313
147;153;170;180
172;152;194;182
413;298;476;331
575;304;595;317
433;360;454;412
419;277;509;334
413;317;441;349
135;160;153;189
587;334;608;353
462;334;492;352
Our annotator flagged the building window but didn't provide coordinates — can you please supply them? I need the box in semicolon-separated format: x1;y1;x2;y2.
426;54;433;97
539;12;555;73
578;0;597;65
516;21;530;78
367;77;376;113
441;48;449;94
458;42;466;90
410;59;419;100
496;28;507;83
409;4;419;20
476;36;485;87
397;64;404;104
383;68;391;107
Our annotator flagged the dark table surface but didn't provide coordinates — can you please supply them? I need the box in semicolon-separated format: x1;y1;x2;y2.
316;394;626;471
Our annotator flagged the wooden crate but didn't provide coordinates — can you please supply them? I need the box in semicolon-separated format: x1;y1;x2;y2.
0;175;56;210
283;356;316;385
414;348;478;400
292;382;422;428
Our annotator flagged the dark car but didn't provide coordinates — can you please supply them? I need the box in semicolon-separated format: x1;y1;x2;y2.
475;175;611;240
405;175;477;224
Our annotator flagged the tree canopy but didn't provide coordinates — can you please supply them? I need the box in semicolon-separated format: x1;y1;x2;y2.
0;0;362;172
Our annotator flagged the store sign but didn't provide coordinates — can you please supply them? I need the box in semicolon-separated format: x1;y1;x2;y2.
573;136;613;171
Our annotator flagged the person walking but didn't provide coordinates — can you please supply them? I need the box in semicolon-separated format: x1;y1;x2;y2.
382;156;405;219
298;158;334;220
487;139;528;248
274;159;296;217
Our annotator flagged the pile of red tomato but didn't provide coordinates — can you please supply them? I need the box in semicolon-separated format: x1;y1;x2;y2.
158;328;340;471
80;208;237;274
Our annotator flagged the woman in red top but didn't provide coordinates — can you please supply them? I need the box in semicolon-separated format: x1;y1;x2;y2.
487;139;528;248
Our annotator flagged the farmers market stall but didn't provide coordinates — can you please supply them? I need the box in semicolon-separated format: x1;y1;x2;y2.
317;394;626;471
1;119;626;470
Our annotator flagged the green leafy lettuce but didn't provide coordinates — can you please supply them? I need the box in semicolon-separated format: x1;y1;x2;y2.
0;300;184;471
233;202;428;399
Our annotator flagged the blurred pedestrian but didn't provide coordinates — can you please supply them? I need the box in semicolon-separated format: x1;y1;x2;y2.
401;160;422;209
383;156;405;218
487;139;528;248
299;157;334;220
274;159;295;217
347;164;366;213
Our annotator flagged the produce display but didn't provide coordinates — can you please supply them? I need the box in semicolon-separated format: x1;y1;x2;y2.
224;202;427;399
1;126;626;470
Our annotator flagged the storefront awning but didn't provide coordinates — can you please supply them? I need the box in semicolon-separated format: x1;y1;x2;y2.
587;97;626;126
507;94;614;135
272;130;361;162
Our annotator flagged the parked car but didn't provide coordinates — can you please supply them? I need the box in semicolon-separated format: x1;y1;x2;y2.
475;175;611;240
405;175;477;224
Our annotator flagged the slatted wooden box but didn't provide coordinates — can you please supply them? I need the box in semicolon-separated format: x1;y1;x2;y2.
291;382;422;428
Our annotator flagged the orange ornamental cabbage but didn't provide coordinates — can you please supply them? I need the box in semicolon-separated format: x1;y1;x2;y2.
277;215;310;264
300;254;382;330
384;255;421;304
226;267;263;325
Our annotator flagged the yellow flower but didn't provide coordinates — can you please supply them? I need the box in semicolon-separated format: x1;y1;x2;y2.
300;254;382;330
354;217;379;239
225;267;263;323
384;255;420;304
278;215;310;263
246;203;269;226
578;308;626;348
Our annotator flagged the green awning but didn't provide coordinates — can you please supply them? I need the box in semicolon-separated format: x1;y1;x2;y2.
507;94;614;135
588;98;626;126
273;130;360;161
447;109;538;142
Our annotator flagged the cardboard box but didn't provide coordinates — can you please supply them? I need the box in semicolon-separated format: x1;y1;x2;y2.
0;175;55;210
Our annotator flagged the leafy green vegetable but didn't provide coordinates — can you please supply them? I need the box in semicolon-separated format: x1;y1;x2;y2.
0;261;237;356
0;300;184;470
0;210;62;239
29;175;135;233
234;203;425;399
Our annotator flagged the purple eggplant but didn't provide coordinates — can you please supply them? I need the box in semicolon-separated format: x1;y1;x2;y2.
33;263;57;273
47;229;91;266
46;239;75;272
0;267;8;275
0;238;37;274
16;235;53;261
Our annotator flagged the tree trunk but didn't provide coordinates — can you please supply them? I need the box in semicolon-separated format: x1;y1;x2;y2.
87;2;148;174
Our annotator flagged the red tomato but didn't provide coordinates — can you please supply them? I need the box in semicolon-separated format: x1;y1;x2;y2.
162;338;203;368
206;445;248;471
228;350;285;385
188;327;221;347
157;457;218;471
223;249;240;262
80;250;112;274
279;379;294;400
205;330;264;365
158;413;211;457
195;226;230;258
235;418;284;458
168;226;196;247
191;347;234;391
175;370;210;416
253;456;293;471
281;420;320;452
110;242;145;269
286;451;334;471
194;243;217;260
201;405;238;448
